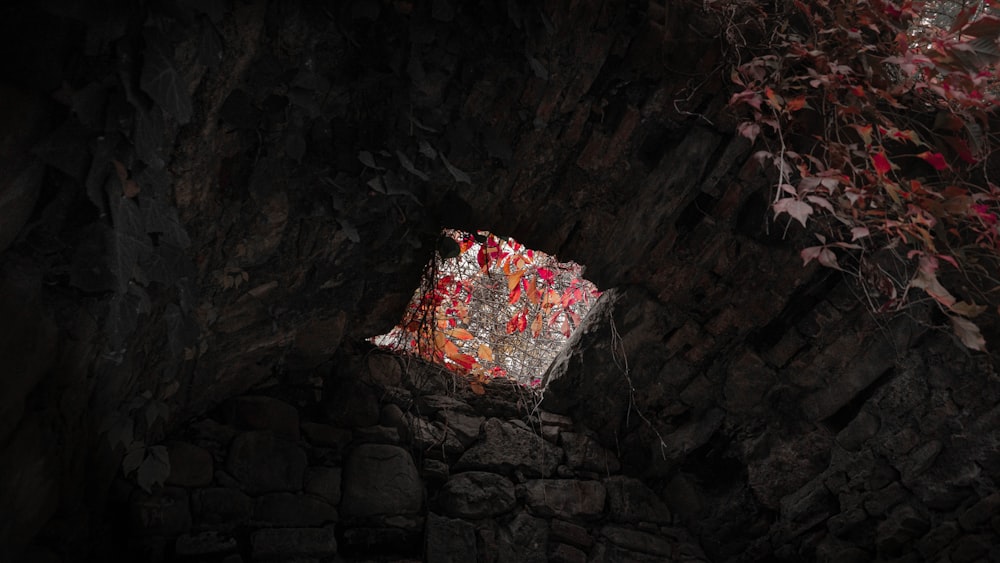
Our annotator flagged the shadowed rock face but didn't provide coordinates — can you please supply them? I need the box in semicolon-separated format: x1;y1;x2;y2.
0;0;997;561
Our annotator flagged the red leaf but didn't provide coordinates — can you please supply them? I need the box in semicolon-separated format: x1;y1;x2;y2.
560;317;572;338
917;151;948;171
537;268;554;283
449;352;477;370
944;136;977;164
525;277;540;305
508;283;522;304
872;152;893;175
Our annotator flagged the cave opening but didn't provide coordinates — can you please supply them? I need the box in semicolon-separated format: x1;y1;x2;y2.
369;228;601;392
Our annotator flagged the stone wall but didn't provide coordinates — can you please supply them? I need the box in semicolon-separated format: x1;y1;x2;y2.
33;355;707;563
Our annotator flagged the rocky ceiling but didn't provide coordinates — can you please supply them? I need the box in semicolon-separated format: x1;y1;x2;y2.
0;0;998;560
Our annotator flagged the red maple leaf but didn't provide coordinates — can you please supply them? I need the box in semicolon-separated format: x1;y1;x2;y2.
872;152;893;175
917;151;948;171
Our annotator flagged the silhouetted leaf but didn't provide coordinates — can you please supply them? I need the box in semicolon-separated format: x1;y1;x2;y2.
397;150;428;181
106;414;134;450
136;446;170;492
122;445;145;475
145;400;169;427
358;151;383;170
440;151;471;184
338;218;360;242
418;139;437;159
140;29;193;124
527;56;548;80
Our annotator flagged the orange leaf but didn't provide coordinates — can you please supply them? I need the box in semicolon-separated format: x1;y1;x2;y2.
433;331;448;352
785;96;807;112
764;87;784;109
526;277;540;305
448;328;475;340
469;381;486;395
477;343;493;362
530;313;543;337
560;316;572;337
851;123;873;146
507;268;525;291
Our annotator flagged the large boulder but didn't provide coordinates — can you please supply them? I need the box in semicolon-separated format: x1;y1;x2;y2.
438;471;516;519
522;479;606;520
456;418;563;477
341;444;422;519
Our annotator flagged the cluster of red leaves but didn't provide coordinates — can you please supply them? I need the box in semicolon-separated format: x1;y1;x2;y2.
379;231;599;392
722;0;1000;350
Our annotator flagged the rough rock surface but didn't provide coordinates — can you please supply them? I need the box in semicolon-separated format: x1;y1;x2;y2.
225;431;307;494
340;444;422;520
456;418;563;477
438;471;516;519
522;479;607;520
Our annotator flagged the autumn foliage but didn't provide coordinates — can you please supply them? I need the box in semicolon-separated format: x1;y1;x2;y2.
721;0;1000;349
371;230;599;392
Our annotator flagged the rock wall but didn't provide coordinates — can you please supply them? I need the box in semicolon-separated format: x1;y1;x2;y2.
542;288;1000;562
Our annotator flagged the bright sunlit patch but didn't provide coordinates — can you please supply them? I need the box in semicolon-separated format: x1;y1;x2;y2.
370;229;600;391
